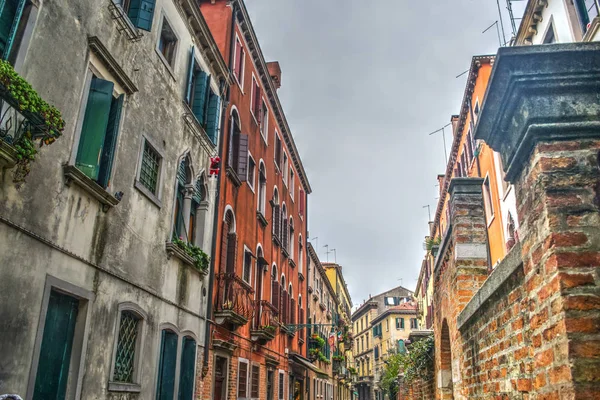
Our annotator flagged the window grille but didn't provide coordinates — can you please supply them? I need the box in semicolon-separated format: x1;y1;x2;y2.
113;311;140;382
140;140;161;194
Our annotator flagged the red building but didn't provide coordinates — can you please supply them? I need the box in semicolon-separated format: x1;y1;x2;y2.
198;1;313;400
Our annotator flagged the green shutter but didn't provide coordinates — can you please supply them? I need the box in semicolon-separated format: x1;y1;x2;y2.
178;337;196;400
174;188;184;240
156;330;178;400
206;92;221;145
185;46;195;104
193;178;204;203
0;0;25;60
191;71;208;125
33;291;79;400
97;94;124;188
76;77;114;180
177;160;187;186
128;0;155;31
400;318;404;329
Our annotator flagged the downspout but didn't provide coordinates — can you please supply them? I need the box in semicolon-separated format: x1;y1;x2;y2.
468;100;493;273
202;0;238;375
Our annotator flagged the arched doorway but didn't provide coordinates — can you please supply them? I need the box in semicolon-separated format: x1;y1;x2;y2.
439;319;453;397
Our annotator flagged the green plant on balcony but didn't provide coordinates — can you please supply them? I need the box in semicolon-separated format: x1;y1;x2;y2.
348;367;358;375
425;236;441;251
332;355;345;362
172;237;210;272
0;60;65;185
260;325;276;333
311;336;326;349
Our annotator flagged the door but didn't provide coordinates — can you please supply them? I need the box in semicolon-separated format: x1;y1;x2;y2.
213;356;228;400
266;370;274;400
32;290;80;400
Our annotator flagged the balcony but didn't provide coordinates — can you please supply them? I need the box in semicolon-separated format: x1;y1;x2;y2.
214;273;254;330
251;300;278;344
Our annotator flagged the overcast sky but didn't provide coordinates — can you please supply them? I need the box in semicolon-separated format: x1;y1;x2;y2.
246;0;526;308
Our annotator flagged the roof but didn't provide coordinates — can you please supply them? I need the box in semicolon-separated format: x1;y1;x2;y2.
321;262;353;308
351;284;413;319
307;243;339;306
371;303;417;324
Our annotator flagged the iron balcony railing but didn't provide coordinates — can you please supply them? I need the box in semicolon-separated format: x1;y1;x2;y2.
215;273;254;321
254;299;279;331
0;84;50;146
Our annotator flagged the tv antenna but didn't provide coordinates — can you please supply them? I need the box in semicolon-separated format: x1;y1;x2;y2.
427;123;451;166
423;205;431;221
483;21;503;48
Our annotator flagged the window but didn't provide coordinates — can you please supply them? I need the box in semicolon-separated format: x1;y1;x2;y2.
238;360;249;399
386;319;389;332
137;138;162;196
251;365;260;399
272;188;280;240
278;371;285;400
385;297;397;306
374;345;379;360
283;153;288;186
298;235;304;274
483;175;494;224
251;76;261;119
366;333;369;348
258;162;267;215
299;189;305;218
247;154;256;191
473;100;480;124
112;311;142;384
289;218;294;259
156;329;178;400
233;36;245;86
543;20;556;44
173;156;207;244
75;75;124;188
396;318;404;330
222;210;237;273
185;46;221;144
0;0;36;64
157;16;177;68
260;100;268;141
228;111;249;180
243;248;252;285
466;128;475;163
274;133;283;171
410;318;419;329
289;169;295;200
573;0;598;34
114;0;156;31
178;336;197;400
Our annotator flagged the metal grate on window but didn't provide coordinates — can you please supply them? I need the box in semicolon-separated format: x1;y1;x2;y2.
140;141;161;194
113;311;140;383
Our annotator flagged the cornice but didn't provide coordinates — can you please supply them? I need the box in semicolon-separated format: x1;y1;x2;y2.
515;0;548;46
307;243;339;305
232;0;312;194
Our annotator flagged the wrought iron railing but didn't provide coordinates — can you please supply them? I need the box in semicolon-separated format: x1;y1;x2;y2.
0;86;49;146
215;273;254;321
255;300;279;330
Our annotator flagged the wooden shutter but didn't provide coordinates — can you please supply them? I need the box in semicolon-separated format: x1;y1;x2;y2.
206;92;221;145
274;136;281;171
234;39;242;79
220;224;229;272
127;0;156;31
299;190;305;216
290;298;296;324
178;337;196;400
156;330;178;400
192;71;209;125
236;134;249;180
185;46;195;104
281;290;288;324
97;94;124;188
251;365;259;398
76;77;114;180
272;280;280;311
273;205;281;239
226;233;237;274
0;0;25;60
400;318;404;329
282;218;288;250
238;361;248;398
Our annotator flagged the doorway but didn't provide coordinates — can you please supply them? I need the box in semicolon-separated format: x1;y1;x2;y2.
213;355;229;400
267;370;274;400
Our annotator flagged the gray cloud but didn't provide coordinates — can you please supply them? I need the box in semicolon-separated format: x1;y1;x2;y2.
245;0;526;306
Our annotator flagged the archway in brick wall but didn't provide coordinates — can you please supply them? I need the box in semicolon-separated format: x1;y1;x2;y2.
439;319;453;398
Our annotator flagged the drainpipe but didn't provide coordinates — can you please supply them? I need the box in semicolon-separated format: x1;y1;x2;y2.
202;0;238;375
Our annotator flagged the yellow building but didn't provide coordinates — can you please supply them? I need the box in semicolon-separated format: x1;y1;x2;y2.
371;303;418;400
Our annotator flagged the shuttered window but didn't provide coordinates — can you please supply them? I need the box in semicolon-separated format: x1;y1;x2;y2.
243;250;252;284
178;336;196;400
76;76;124;188
251;77;261;118
250;365;260;399
233;37;244;84
206;91;221;145
299;190;305;217
278;372;285;400
123;0;156;31
156;330;178;400
0;0;26;61
259;100;268;140
238;360;249;399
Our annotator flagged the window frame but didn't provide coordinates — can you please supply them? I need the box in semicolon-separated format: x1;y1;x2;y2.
278;370;285;400
250;74;260;123
260;98;269;143
233;34;246;90
155;11;179;77
250;363;260;400
257;160;267;215
282;152;288;188
108;303;148;392
483;174;495;226
242;246;253;286
274;132;282;172
238;358;250;400
247;152;256;193
134;135;165;207
289;168;295;202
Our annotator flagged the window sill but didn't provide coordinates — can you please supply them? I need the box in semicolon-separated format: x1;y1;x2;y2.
289;259;296;269
233;74;244;94
134;180;162;208
257;211;268;227
108;382;141;393
165;242;209;277
260;132;268;145
281;247;289;259
226;166;242;187
272;234;281;247
486;215;495;228
107;1;143;42
63;165;121;210
154;48;177;81
0;140;19;169
298;272;305;282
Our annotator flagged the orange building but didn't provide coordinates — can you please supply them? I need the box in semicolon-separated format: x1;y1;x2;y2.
198;1;313;400
416;55;520;329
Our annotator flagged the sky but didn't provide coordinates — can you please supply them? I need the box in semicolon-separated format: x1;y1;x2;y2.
245;0;526;308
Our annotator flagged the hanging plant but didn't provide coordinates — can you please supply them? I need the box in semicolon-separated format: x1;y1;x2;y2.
0;60;65;186
173;237;210;271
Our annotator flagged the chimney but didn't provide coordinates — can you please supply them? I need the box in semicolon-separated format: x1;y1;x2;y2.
266;61;282;89
437;174;445;196
450;115;460;136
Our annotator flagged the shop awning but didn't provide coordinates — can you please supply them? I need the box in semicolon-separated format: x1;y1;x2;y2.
289;354;328;378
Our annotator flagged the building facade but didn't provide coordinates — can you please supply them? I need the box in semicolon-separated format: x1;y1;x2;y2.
197;1;313;400
0;0;228;398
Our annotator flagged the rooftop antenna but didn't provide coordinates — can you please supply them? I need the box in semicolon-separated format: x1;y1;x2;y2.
506;0;519;37
330;249;337;263
397;278;403;286
428;122;451;166
423;205;431;221
483;20;503;48
310;237;319;252
323;244;329;261
495;0;507;45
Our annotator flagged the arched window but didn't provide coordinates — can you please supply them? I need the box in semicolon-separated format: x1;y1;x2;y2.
221;209;237;274
227;110;241;170
258;161;267;215
271;264;280;309
281;203;288;250
173;155;195;242
272;188;280;239
289;217;294;259
190;173;209;247
298;235;304;275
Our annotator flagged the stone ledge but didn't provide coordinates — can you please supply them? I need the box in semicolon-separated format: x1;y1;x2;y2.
448;177;484;196
63;164;120;209
457;242;522;330
0;140;18;169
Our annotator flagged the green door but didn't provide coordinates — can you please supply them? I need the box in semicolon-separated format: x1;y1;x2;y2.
156;330;178;400
33;290;80;400
177;337;196;400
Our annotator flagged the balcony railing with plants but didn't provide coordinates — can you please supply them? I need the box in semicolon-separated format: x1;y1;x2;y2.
308;335;330;364
0;60;64;185
251;300;278;344
214;273;254;329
